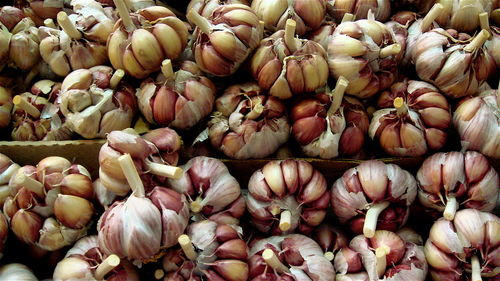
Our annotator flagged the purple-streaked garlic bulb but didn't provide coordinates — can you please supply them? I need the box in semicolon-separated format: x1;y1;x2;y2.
208;82;290;159
330;160;417;238
246;159;330;235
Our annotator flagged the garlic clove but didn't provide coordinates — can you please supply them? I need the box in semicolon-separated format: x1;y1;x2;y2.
54;194;93;229
11;209;43;244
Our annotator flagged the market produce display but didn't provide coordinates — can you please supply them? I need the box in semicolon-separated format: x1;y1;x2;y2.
0;0;497;280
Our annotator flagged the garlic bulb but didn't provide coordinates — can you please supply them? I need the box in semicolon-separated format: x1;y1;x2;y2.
335;230;428;281
137;59;216;130
369;80;451;157
14;0;64;26
0;86;12;129
425;209;500;280
453;86;500;158
325;0;391;22
246;159;329;234
485;27;499;68
187;0;250;18
107;0;188;79
99;129;182;195
167;156;245;225
251;0;326;35
412;29;496;98
68;0;116;43
53;235;140;281
162;220;249;281
0;153;19;207
59;66;137;139
249;234;335;281
291;77;369;159
250;19;329;99
0;264;38;281
331;160;417;237
187;4;263;76
327;16;400;99
417;151;499;220
313;224;349;262
5;156;94;251
208;82;290;159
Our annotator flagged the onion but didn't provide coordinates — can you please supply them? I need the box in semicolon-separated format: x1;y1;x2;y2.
246;159;329;234
330;160;417;237
208;82;290;159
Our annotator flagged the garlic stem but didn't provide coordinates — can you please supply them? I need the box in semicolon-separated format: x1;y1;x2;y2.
443;196;458;220
154;269;165;279
161;59;174;80
375;245;390;277
464;30;489;53
262;249;290;273
178;234;198;261
118;153;145;197
284;19;298;53
12;95;40;118
324;251;334;261
380;44;401;58
113;0;135;32
269;205;281;216
17;173;44;198
246;98;264;120
190;196;203;213
145;160;183;179
123;0;132;11
327;76;349;115
471;255;483;281
110;69;125;89
479;13;491;39
341;13;354;23
56;12;82;40
393;97;408;117
187;10;211;35
420;3;443;31
94;254;120;280
279;210;291;231
363;201;390;238
43;19;56;28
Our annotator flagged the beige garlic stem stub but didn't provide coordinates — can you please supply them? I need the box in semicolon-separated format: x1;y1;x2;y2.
110;69;125;89
380;44;401;58
443;196;458;220
187;10;211;35
471;255;483;281
190;197;203;213
284;19;298;53
145;161;183;179
13;95;41;118
324;251;334;261
57;12;82;40
375;245;390;277
394;97;408;117
118;153;145;197
420;3;444;31
178;234;198;261
94;254;120;280
262;249;290;273
363;201;390;238
464;30;489;53
17;172;44;197
114;0;136;32
479;13;491;38
279;210;291;231
154;269;165;280
161;59;174;79
44;19;56;28
328;76;349;115
341;13;355;23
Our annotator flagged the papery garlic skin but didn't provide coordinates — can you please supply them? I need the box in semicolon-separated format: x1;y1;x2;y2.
68;0;116;43
308;21;337;51
209;83;290;159
425;209;500;281
325;0;391;22
251;0;326;35
0;263;38;281
417;151;499;219
453;88;500;158
330;160;417;236
246;159;330;234
187;0;250;19
369;80;451;157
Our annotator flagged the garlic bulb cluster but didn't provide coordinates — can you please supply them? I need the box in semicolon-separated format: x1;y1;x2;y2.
0;263;38;281
369;80;451;157
53;235;140;281
5;156;94;251
250;19;329;99
453;87;500;158
98;154;189;264
0;86;12;129
208;82;290;159
331;160;417;237
413;29;496;98
335;230;428;281
99;129;182;196
0;153;19;206
167;156;245;225
251;0;326;35
291;77;369;159
187;0;249;19
326;0;391;22
59;66;137;139
417;151;499;220
425;209;499;281
107;1;189;79
327;16;400;99
137;59;216;130
246;159;330;234
188;4;263;76
313;224;349;262
249;234;335;281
